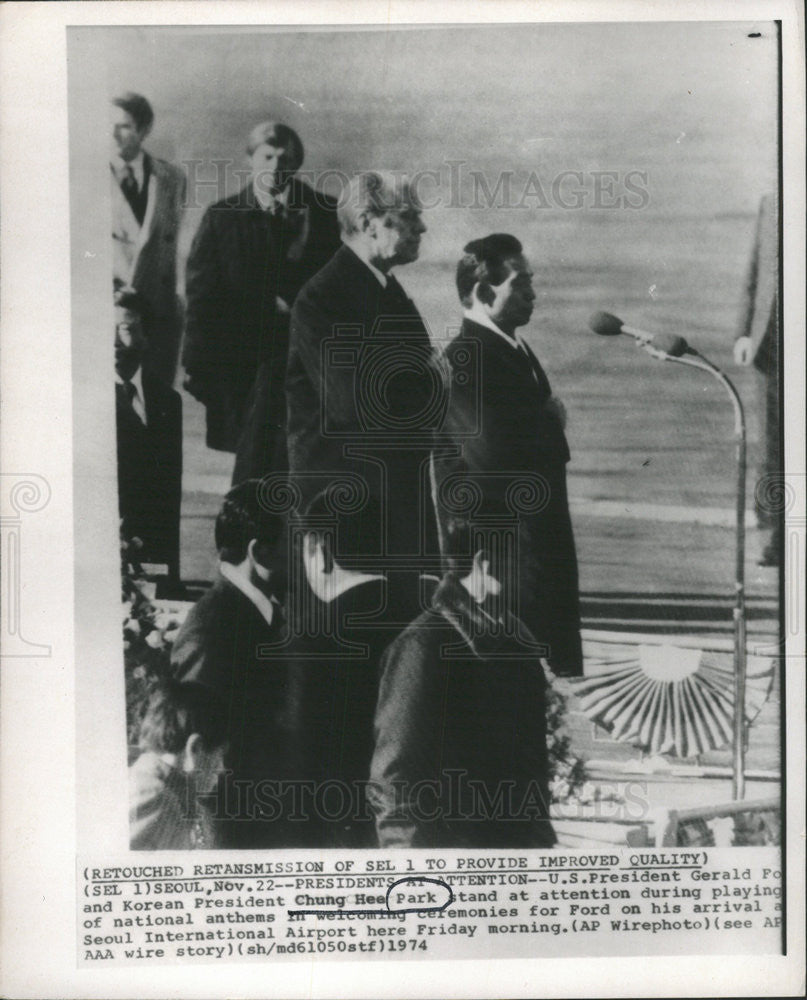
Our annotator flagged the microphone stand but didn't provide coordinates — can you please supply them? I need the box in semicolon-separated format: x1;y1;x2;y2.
640;340;748;800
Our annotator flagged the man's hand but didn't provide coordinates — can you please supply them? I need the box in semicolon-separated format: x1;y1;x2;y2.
734;336;753;366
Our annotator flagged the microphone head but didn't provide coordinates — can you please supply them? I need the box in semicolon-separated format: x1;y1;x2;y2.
589;311;625;337
653;333;690;357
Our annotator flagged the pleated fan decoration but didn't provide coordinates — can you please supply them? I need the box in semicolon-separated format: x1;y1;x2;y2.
570;634;775;759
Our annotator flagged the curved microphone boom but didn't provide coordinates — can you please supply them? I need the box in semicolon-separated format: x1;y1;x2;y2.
589;305;750;800
589;311;691;358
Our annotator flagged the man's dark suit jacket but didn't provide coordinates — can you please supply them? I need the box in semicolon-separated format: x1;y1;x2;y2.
369;573;556;849
286;244;440;557
116;372;182;578
183;178;340;456
171;573;287;848
281;575;426;848
434;318;583;676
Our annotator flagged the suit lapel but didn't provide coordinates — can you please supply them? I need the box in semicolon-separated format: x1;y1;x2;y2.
133;156;162;266
461;320;544;402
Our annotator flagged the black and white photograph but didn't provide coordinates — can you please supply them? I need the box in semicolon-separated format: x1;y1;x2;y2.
1;1;804;996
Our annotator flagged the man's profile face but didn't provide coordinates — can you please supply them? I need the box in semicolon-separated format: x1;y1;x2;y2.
371;200;427;267
487;254;535;331
111;105;147;162
115;306;146;379
250;141;297;195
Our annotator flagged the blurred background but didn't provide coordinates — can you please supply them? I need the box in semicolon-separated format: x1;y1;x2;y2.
96;20;779;673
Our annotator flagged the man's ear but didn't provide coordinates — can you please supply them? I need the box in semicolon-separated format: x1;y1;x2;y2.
247;538;271;582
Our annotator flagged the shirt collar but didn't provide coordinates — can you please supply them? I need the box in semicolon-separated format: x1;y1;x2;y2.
219;560;276;627
112;150;145;187
115;365;145;397
253;181;289;214
463;301;518;347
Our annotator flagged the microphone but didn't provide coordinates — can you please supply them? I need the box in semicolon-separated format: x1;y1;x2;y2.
589;311;693;358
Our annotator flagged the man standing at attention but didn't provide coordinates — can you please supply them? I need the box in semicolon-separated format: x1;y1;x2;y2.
285;170;441;559
182;122;340;477
434;233;583;677
111;92;186;385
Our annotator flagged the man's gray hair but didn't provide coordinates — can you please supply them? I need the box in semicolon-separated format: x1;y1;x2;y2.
338;170;419;236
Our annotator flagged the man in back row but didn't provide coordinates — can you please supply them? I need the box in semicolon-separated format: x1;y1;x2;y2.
111;92;186;385
183;122;341;475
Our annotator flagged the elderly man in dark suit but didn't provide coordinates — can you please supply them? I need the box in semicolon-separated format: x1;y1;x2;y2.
434;233;583;677
114;287;182;583
285;170;441;560
171;480;288;847
182;122;341;473
111;93;186;385
734;193;780;567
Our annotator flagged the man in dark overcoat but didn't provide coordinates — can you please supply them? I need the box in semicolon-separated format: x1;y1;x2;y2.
279;492;428;849
368;517;556;848
285;170;442;560
182;122;340;472
171;481;287;847
434;233;583;676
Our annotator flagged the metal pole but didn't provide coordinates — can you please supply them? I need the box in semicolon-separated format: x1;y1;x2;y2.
639;343;748;798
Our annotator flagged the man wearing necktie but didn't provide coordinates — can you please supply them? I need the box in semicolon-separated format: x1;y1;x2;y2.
433;234;583;677
114;286;182;584
286;170;442;562
111;92;186;386
182;122;340;472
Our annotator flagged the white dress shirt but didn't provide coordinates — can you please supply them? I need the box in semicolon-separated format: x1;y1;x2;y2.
253;181;289;215
111;150;146;192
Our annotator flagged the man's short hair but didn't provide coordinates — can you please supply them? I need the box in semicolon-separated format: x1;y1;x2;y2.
215;479;286;564
245;121;304;169
338;171;420;237
456;233;524;306
138;679;228;754
112;92;154;133
301;490;385;573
